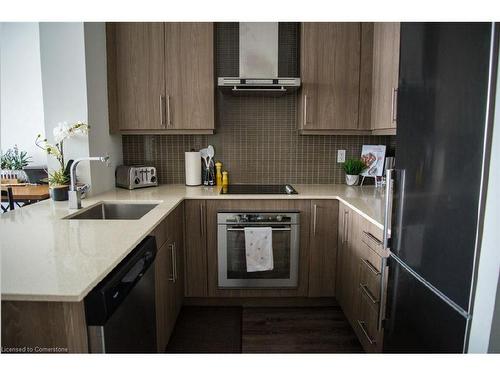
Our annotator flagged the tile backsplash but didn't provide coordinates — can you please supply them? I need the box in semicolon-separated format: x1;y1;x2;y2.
122;23;395;185
123;93;394;184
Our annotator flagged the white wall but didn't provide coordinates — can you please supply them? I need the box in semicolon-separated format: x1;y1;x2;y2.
0;22;46;167
83;22;122;195
37;22;122;194
39;22;91;185
467;50;500;353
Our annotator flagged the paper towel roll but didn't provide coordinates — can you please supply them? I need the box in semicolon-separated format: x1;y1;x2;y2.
185;151;202;186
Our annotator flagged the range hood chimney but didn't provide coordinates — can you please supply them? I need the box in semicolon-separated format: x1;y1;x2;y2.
218;22;301;95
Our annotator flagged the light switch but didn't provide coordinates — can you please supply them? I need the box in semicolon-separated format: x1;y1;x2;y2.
337;149;346;163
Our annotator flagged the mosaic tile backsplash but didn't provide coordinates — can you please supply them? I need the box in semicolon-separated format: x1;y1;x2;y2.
122;23;395;185
123;95;394;184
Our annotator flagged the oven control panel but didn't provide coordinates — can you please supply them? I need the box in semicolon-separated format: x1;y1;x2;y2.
218;212;299;225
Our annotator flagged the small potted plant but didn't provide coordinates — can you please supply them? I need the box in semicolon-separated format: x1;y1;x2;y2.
36;121;89;201
342;158;367;186
0;145;32;182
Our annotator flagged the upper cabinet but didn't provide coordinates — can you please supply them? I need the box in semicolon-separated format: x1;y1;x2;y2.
107;22;215;134
298;22;401;136
298;23;363;134
370;23;400;135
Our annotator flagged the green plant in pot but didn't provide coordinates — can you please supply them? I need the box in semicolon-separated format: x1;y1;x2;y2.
342;158;367;186
36;121;89;201
1;145;32;182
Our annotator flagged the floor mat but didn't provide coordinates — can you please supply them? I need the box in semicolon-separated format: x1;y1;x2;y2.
241;306;363;353
165;306;242;353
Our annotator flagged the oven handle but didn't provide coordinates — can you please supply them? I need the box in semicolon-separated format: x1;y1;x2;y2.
226;227;291;232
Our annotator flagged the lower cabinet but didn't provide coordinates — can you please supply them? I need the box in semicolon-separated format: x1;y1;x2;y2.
152;202;184;352
184;200;208;297
336;201;388;353
308;200;339;297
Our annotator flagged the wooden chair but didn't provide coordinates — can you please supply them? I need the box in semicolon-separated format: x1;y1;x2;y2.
1;186;15;212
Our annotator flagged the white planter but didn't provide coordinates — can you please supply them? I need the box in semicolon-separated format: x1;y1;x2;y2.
345;174;359;186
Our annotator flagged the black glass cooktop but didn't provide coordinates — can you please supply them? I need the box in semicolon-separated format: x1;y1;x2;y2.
220;184;298;195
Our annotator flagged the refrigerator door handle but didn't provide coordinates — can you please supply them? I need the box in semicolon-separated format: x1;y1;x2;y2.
383;169;393;250
378;257;388;331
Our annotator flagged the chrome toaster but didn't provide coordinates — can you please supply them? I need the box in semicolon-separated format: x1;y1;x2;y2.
115;165;158;190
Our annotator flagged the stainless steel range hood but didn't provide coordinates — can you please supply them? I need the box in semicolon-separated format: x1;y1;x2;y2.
218;22;300;94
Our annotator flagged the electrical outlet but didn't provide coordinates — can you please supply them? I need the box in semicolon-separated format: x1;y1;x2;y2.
337;150;346;163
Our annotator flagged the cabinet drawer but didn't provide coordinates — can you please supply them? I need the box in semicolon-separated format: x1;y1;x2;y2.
361;229;383;255
359;257;381;303
356;289;381;351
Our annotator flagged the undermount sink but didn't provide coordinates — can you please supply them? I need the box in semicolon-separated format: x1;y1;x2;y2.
64;202;159;220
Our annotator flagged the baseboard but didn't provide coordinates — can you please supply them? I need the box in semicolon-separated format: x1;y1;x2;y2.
183;297;338;307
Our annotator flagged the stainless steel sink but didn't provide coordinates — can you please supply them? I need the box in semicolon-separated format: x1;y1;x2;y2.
64;202;158;220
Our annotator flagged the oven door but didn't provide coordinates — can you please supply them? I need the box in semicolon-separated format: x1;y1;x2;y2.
217;224;299;288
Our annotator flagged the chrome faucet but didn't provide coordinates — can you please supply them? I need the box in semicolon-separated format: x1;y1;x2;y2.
68;156;110;209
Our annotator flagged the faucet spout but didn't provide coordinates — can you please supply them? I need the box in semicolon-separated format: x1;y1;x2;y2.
68;155;110;209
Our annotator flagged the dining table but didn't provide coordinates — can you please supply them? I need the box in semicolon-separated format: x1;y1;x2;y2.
1;184;50;208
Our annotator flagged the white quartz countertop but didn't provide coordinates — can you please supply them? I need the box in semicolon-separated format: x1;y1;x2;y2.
1;184;386;302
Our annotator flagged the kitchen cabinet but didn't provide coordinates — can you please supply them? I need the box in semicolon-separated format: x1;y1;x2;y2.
353;219;387;353
336;202;388;353
298;23;363;134
335;202;360;321
165;203;185;337
308;200;339;297
108;22;214;134
370;22;400;135
184;200;208;297
153;203;185;352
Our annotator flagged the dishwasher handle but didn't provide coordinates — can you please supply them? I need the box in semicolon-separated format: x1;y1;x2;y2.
85;236;157;325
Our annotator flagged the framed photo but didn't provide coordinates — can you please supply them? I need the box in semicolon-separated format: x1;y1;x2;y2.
361;145;386;177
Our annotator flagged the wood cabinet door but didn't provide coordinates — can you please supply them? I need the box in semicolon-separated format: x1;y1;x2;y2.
299;23;361;132
155;240;172;352
184;200;208;297
308;200;339;297
115;22;165;131
336;203;353;316
371;22;400;133
167;203;185;318
164;23;214;131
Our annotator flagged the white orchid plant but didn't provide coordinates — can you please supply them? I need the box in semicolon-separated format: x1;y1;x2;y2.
36;121;90;186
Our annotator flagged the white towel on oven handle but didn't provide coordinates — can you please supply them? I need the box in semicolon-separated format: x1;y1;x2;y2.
244;227;274;272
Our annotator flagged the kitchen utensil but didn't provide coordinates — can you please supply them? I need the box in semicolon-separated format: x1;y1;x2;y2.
207;145;215;166
200;148;209;168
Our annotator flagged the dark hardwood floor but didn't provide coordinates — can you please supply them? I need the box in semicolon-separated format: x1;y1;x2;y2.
166;305;363;353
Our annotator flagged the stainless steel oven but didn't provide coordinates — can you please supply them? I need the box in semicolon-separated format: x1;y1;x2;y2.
217;212;300;288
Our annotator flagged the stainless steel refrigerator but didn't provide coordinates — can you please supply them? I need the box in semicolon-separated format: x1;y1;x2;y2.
383;23;499;353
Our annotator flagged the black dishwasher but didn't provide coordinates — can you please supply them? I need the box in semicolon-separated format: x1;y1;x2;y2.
84;236;157;353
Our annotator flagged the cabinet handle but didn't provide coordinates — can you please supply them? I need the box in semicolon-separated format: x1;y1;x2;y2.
313;204;318;236
362;230;383;248
168;243;175;282
200;203;204;238
391;88;398;123
361;258;381;276
303;95;308;127
360;283;379;304
173;242;178;282
357;320;376;345
344;210;349;245
166;95;172;127
160;95;166;127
